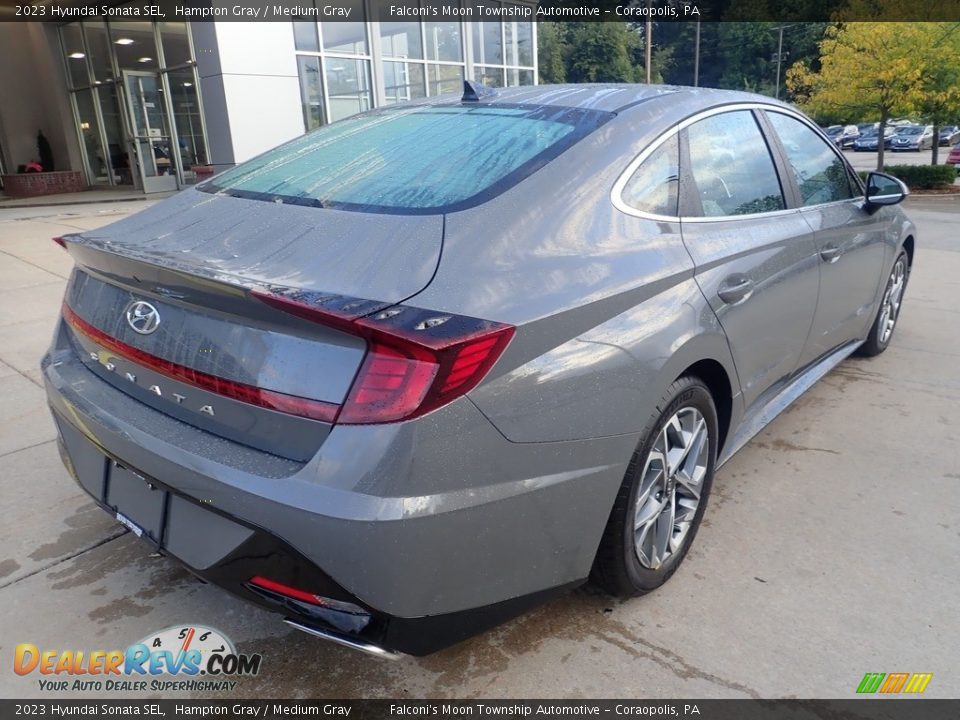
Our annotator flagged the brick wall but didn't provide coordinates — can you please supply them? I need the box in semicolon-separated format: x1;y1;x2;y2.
1;171;86;199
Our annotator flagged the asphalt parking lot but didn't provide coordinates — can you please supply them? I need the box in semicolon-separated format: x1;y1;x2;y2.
843;146;958;173
0;196;957;699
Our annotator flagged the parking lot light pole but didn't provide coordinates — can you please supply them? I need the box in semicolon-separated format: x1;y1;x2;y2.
694;20;701;86
645;0;653;84
771;24;795;100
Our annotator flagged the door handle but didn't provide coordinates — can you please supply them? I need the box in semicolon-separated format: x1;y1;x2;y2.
717;275;754;304
819;245;843;263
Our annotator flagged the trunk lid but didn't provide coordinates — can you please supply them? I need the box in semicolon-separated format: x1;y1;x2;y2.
61;190;443;462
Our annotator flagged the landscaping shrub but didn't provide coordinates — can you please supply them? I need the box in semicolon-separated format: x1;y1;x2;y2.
880;164;956;190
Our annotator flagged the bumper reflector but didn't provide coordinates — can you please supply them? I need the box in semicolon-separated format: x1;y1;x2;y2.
248;576;368;616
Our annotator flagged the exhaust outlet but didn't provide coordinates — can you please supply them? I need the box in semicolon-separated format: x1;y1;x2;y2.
283;618;405;660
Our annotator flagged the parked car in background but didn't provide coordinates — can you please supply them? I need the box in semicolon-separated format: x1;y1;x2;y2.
857;122;877;136
838;125;860;148
938;125;960;146
853;126;895;152
42;85;916;657
891;125;934;151
947;141;960;172
822;125;844;147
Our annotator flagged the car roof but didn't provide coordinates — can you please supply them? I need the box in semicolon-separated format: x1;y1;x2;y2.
422;83;794;115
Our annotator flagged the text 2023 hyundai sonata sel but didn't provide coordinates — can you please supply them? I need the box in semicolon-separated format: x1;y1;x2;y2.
43;83;914;658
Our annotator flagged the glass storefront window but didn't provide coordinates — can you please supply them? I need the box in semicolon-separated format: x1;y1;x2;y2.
159;22;192;67
168;67;207;179
383;61;425;104
507;68;535;86
73;89;108;183
425;21;462;62
325;58;372;121
297;55;326;131
321;0;367;54
84;21;114;83
505;18;534;67
474;66;504;88
60;20;207;190
111;23;159;71
380;22;422;59
428;64;463;96
99;84;130;185
472;15;503;65
61;24;90;88
293;22;320;52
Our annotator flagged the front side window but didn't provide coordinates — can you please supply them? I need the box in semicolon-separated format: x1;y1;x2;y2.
202;105;611;213
767;112;856;207
686;111;785;217
621;134;679;216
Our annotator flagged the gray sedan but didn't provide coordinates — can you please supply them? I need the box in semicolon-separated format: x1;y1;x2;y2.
43;84;914;657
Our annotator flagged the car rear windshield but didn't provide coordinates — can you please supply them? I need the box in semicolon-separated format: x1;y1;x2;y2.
199;104;613;214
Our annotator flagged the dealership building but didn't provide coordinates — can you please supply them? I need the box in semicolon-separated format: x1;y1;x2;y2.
0;7;537;195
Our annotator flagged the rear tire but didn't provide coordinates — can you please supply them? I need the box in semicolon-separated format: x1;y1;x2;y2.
859;250;909;357
591;376;718;597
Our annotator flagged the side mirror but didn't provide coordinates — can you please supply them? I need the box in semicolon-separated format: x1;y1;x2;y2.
865;171;908;208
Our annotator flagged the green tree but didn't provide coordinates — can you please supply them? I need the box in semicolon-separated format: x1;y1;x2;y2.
911;25;960;164
537;23;647;85
536;22;567;84
787;22;927;170
566;23;644;83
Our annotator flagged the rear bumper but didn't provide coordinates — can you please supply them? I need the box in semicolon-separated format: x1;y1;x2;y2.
42;319;634;653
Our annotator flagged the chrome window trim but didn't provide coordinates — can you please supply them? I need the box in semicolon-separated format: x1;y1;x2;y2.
610;102;865;222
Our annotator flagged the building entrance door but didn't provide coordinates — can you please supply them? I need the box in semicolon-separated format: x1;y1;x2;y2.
123;71;178;193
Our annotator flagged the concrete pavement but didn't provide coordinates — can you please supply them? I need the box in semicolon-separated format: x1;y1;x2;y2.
0;198;957;699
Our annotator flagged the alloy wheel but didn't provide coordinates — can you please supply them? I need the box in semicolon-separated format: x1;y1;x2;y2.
878;257;907;345
634;407;709;570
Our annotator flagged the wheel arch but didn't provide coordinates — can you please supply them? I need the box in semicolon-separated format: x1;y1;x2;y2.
653;330;741;459
902;234;915;268
676;358;734;456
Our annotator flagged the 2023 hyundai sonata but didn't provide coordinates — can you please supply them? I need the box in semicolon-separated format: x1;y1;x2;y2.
43;83;915;658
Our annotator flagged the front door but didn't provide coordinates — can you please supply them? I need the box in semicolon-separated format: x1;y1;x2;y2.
761;110;889;364
123;71;178;194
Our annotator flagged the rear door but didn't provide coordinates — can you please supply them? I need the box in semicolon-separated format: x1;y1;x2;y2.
761;110;889;365
679;108;820;410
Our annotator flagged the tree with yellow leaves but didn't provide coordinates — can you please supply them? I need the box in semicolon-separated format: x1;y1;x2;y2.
787;0;960;170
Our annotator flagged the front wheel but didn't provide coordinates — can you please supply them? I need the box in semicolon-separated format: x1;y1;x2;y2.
591;376;717;597
859;250;909;357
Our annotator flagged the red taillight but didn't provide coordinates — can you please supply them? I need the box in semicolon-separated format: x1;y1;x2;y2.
252;288;515;425
53;236;67;249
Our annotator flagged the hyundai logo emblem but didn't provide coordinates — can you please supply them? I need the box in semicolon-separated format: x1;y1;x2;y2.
125;300;161;335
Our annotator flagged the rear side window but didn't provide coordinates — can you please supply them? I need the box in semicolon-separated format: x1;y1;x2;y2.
621;134;679;216
686;111;785;217
766;112;855;206
200;104;612;214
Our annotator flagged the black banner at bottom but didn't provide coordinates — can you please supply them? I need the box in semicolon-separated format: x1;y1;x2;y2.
1;700;957;720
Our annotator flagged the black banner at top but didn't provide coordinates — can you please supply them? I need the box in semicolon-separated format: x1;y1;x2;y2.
1;0;959;23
